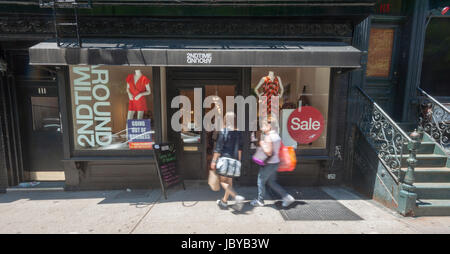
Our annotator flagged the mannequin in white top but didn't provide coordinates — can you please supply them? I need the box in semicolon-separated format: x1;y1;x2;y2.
127;70;151;120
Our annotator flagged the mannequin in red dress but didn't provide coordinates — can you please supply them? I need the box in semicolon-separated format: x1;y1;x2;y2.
126;70;151;120
254;71;284;117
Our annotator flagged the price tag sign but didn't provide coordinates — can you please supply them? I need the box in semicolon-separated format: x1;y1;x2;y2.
287;106;325;144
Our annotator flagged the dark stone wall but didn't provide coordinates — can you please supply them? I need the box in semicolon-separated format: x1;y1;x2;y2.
0;15;354;41
64;160;161;191
0;67;7;191
324;71;350;185
351;128;399;210
0;111;7;193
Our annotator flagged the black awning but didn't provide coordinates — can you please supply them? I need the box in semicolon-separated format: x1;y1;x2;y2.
29;39;362;68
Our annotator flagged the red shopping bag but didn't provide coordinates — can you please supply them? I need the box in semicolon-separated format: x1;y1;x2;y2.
278;143;297;172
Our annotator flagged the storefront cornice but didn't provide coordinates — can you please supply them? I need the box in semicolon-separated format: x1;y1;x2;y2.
29;39;362;68
0;0;376;7
0;0;375;20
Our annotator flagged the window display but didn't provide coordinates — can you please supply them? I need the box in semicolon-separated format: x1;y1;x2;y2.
251;67;330;149
126;70;151;120
254;71;284;116
69;65;154;150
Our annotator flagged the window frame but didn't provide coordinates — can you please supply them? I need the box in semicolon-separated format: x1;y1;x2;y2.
248;67;335;157
62;66;162;158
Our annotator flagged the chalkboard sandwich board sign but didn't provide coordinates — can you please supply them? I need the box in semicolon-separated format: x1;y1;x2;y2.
152;143;185;199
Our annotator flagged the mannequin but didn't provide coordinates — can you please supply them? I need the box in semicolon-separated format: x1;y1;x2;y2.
126;70;151;119
254;71;284;115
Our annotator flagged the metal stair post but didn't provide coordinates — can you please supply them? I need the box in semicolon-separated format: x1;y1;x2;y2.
398;129;422;216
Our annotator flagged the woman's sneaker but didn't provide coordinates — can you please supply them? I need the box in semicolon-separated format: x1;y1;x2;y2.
217;199;228;210
282;194;295;208
250;199;265;207
235;195;245;203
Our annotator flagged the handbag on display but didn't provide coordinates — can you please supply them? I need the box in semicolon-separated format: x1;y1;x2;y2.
277;142;297;172
215;130;241;178
208;169;220;191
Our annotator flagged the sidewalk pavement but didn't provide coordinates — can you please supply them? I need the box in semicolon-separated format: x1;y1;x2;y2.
0;182;449;234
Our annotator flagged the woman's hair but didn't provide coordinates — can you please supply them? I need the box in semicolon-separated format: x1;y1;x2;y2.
264;115;279;133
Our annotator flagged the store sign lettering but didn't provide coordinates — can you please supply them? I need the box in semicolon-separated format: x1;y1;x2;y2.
72;66;112;148
290;117;321;131
186;53;212;64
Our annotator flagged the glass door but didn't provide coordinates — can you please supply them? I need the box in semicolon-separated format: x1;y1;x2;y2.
167;84;237;180
169;87;205;180
17;85;64;176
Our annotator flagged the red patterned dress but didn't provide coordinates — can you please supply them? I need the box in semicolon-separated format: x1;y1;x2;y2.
127;74;150;112
260;76;280;115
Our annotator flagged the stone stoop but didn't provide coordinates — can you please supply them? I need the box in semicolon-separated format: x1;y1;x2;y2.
401;133;450;216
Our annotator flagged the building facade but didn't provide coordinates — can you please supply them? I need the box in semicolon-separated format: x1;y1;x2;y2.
0;0;448;202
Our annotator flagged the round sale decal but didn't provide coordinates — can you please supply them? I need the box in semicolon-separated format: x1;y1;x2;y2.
287;106;324;144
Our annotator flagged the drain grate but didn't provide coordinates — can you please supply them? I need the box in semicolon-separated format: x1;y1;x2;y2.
278;188;363;221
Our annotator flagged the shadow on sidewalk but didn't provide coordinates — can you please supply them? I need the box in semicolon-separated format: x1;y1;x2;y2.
0;183;368;211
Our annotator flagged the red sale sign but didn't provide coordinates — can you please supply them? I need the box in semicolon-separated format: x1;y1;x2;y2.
287;106;324;144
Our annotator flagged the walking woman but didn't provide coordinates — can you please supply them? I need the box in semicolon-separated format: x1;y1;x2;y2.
250;117;295;208
210;112;245;210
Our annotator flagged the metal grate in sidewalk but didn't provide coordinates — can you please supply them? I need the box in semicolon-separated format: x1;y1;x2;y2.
277;188;363;221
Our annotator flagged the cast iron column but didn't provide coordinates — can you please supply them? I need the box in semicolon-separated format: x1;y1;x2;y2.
398;129;421;216
0;73;7;193
402;0;429;123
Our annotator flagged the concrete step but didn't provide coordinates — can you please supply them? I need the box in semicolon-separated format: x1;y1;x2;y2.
416;199;450;216
401;167;450;183
415;182;450;200
402;142;436;155
398;154;448;168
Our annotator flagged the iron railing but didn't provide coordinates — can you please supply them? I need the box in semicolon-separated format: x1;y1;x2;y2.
354;87;413;181
417;87;450;155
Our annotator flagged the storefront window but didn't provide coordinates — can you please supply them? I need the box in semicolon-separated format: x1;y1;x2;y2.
69;66;154;150
251;67;330;149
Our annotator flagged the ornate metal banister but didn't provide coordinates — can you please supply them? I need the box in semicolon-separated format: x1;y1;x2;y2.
417;87;450;154
353;87;420;216
354;87;412;181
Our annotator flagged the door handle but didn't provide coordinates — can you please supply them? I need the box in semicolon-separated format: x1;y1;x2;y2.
59;112;63;134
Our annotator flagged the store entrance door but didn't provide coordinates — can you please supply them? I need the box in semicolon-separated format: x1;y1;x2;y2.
167;68;239;180
17;82;64;180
